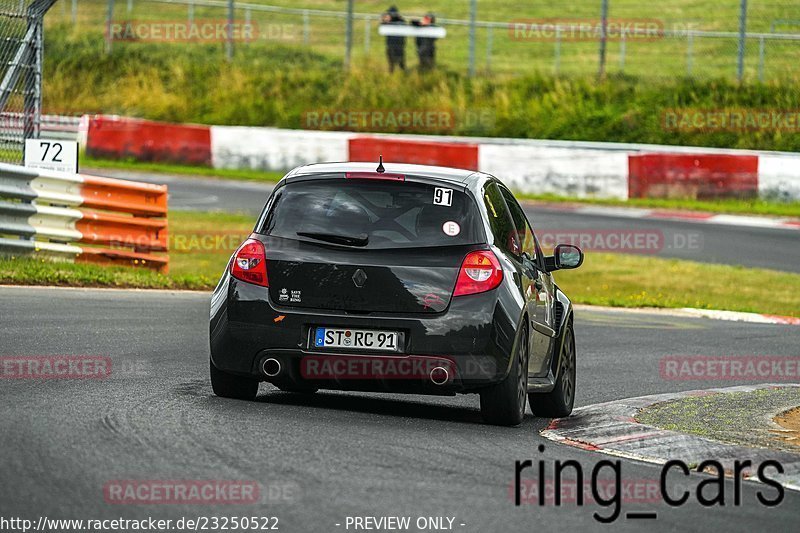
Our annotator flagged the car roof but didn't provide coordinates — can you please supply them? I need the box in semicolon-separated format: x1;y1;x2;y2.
284;161;482;185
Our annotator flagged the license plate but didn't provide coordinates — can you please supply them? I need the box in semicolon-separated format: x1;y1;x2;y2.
314;327;400;352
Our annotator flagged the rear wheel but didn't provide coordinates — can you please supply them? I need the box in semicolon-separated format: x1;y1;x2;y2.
480;326;529;427
529;322;576;418
210;358;259;401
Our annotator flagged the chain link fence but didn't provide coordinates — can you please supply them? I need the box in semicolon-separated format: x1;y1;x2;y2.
42;0;800;83
0;0;56;164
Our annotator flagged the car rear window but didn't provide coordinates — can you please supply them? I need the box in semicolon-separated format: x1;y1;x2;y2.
260;178;484;249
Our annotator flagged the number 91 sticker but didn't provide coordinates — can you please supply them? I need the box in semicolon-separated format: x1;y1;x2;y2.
433;187;453;206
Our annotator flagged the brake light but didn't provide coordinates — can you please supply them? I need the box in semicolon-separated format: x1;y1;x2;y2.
453;250;503;297
230;238;268;287
345;172;405;181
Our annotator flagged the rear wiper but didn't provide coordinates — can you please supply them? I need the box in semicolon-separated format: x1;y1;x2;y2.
296;231;369;247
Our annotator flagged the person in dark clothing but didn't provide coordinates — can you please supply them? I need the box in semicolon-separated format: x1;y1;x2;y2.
413;13;437;72
381;6;406;72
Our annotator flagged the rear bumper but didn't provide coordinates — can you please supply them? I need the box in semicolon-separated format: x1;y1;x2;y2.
251;350;473;395
210;276;519;393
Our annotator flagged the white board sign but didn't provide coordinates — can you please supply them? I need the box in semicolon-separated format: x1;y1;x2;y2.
378;25;447;39
24;139;79;173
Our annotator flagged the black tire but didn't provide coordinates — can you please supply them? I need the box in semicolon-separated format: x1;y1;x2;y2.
529;321;576;418
210;358;259;401
479;326;529;427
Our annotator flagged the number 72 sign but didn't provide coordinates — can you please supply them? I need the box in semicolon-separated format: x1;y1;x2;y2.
24;139;79;173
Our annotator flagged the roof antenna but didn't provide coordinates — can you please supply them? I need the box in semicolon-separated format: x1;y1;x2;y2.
376;155;385;173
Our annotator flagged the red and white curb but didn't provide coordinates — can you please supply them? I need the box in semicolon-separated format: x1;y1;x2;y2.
529;203;800;231
574;305;800;326
676;308;800;326
541;384;800;491
79;115;800;201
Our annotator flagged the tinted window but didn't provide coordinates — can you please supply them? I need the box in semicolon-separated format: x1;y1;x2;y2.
483;182;520;257
500;186;537;260
261;178;483;249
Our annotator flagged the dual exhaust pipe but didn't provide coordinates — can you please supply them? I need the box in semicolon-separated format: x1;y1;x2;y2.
261;357;451;385
261;358;282;377
429;366;450;386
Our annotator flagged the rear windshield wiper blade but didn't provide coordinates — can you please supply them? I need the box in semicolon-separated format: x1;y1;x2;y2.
296;231;369;247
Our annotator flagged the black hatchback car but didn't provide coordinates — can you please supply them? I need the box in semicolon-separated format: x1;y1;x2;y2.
210;162;583;426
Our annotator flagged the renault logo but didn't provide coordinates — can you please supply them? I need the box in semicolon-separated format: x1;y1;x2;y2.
352;268;367;288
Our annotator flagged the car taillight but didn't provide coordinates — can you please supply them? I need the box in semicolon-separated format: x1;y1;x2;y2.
230;238;268;287
453;250;503;297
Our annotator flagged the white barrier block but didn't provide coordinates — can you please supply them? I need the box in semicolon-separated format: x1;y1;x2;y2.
758;154;800;201
211;126;353;171
478;144;630;199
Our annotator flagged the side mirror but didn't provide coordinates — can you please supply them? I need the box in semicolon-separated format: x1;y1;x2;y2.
555;244;583;270
545;244;584;272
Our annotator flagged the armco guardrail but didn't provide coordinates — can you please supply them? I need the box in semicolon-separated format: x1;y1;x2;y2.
0;163;168;272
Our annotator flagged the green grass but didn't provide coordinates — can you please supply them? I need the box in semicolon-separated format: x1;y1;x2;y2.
167;210;254;279
42;24;800;153
2;210;799;317
49;0;800;82
521;194;800;218
555;252;800;317
0;258;208;290
83;156;284;182
635;388;800;452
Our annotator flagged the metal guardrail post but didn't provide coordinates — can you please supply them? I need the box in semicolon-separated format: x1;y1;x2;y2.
24;7;43;141
737;0;748;82
468;0;477;78
758;36;765;82
225;0;234;61
364;18;370;54
485;26;493;72
554;26;561;75
598;0;609;79
303;10;309;46
344;0;353;70
105;0;114;53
